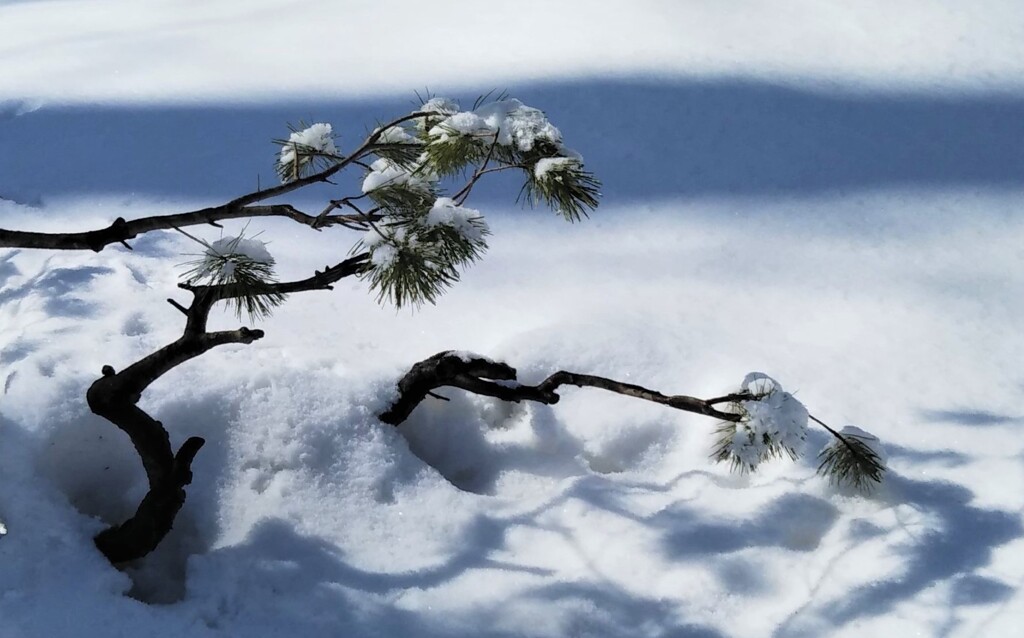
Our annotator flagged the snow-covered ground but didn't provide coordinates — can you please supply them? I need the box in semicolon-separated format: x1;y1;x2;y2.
2;2;1023;637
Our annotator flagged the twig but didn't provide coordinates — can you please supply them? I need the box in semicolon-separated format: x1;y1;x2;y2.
453;132;503;206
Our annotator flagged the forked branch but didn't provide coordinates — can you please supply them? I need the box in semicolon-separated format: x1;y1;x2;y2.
86;257;366;563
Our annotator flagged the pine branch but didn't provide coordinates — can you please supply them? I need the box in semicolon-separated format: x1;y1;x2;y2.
811;415;887;491
379;351;743;425
182;252;371;310
87;250;369;563
522;162;601;222
452;132;503;205
0;112;435;252
380;352;886;493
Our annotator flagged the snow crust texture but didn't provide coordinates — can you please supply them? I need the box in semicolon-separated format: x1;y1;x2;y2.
2;195;1023;637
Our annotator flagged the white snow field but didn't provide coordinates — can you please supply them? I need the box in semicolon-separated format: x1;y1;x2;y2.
2;2;1024;637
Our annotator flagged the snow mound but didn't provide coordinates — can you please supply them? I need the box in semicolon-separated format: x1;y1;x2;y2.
3;195;1022;636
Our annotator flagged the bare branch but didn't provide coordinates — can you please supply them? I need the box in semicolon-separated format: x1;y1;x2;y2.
0;206;323;252
86;243;374;562
83;248;370;563
379;351;743;425
535;371;742;421
0;111;435;252
183;252;371;309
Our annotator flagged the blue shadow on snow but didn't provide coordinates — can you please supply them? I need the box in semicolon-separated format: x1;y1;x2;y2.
3;78;1024;207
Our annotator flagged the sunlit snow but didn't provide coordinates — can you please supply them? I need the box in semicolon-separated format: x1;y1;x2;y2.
1;2;1023;638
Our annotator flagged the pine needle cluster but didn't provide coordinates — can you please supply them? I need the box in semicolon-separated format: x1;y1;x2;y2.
708;375;885;492
711;420;801;474
523;159;602;222
274;121;339;182
180;234;285;321
816;428;887;492
423;131;492;177
355;202;489;308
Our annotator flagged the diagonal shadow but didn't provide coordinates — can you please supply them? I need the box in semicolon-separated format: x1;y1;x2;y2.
659;492;840;555
189;511;724;638
0;255;112;317
775;474;1023;637
524;581;726;638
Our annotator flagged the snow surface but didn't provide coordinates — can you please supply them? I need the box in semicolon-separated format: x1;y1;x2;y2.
2;3;1024;638
3;1;1024;102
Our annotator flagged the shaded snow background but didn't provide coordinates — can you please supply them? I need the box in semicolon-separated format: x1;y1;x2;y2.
2;2;1024;637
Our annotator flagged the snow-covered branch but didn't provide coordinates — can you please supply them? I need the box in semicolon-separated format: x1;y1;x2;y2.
0;111;438;252
2;93;609;565
382;352;887;492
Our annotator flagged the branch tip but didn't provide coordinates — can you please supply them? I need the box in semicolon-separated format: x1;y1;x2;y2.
167;298;189;315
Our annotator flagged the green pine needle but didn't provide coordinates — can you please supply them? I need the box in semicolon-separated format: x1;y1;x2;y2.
366;182;436;213
523;162;601;222
273;121;339;182
711;419;800;474
365;247;456;308
370;141;425;171
355;207;489;309
817;432;886;492
424;131;490;177
180;236;285;322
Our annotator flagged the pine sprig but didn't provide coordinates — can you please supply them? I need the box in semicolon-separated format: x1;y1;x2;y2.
711;420;800;473
355;206;489;308
179;234;285;322
423;131;490;177
274;121;339;182
366;182;437;213
368;120;425;169
418;221;489;268
708;374;808;473
816;425;887;492
523;161;602;222
364;244;458;308
370;142;425;171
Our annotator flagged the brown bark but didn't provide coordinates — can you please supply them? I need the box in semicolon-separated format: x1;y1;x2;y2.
86;254;367;563
379;351;744;426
